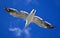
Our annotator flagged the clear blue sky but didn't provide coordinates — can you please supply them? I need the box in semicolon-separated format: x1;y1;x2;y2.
0;0;60;38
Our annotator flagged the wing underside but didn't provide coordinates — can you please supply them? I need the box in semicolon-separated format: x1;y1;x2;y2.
11;11;28;20
33;16;54;29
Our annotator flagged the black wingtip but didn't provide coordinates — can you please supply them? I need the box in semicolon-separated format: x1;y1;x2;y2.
48;26;55;29
46;25;56;29
3;7;11;12
44;21;56;29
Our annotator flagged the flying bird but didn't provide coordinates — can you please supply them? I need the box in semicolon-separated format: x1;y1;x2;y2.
4;7;55;29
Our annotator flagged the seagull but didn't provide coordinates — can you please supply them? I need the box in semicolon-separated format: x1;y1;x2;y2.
4;7;55;29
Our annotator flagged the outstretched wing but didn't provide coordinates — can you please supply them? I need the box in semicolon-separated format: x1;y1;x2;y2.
4;7;28;20
33;16;55;29
16;11;28;20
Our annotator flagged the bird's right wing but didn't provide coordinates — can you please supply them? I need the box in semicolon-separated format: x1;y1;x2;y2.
33;16;54;29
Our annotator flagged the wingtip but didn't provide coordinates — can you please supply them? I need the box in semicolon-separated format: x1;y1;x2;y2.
48;26;55;29
46;25;56;29
44;21;56;29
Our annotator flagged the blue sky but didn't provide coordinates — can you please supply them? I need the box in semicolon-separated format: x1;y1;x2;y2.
0;0;60;38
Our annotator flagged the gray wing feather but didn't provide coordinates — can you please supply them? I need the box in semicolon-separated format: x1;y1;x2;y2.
18;11;28;19
33;16;44;27
12;11;28;20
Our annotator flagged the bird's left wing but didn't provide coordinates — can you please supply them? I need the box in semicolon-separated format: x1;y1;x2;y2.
33;16;55;29
10;11;29;20
4;7;28;20
16;11;28;20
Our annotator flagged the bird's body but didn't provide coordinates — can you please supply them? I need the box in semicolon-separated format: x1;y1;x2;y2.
25;9;36;28
4;7;55;29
